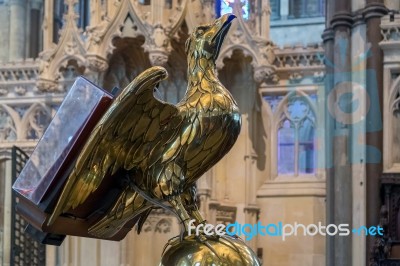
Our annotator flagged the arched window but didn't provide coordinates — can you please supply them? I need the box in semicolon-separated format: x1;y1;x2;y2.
265;93;316;177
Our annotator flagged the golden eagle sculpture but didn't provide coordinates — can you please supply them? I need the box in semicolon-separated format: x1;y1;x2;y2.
47;13;241;239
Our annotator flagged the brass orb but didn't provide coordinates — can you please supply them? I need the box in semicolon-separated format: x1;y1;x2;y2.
159;235;261;266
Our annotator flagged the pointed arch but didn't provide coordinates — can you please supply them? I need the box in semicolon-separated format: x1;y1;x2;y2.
21;103;52;140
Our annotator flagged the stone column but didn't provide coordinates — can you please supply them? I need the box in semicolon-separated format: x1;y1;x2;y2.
325;0;353;264
259;0;270;39
350;7;367;266
322;27;335;266
90;0;102;26
322;0;335;263
2;160;12;266
364;2;387;264
9;0;26;61
43;0;54;50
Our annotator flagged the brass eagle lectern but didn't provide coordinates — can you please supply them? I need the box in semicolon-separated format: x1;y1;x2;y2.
13;13;260;265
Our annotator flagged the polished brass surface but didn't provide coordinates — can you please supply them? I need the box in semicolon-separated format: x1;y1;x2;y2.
160;235;261;266
48;13;241;240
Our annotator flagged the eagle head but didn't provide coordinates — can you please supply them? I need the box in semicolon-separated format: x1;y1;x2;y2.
185;14;236;62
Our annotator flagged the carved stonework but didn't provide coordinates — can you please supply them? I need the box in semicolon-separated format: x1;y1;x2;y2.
0;107;17;141
215;206;237;225
288;72;303;84
25;104;51;140
371;174;400;264
273;44;325;82
147;49;170;66
87;55;109;72
137;214;174;234
253;66;277;84
37;0;87;92
380;12;400;42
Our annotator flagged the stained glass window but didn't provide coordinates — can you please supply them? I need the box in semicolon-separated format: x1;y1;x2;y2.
266;94;316;176
216;0;249;20
278;120;295;174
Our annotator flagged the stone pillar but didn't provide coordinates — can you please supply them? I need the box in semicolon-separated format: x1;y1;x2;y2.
43;0;54;50
90;0;102;26
260;0;270;39
322;27;335;266
2;160;12;266
364;1;387;264
9;0;26;61
350;7;367;266
322;0;335;263
327;0;353;264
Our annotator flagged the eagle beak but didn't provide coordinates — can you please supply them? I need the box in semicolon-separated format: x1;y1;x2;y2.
210;13;236;59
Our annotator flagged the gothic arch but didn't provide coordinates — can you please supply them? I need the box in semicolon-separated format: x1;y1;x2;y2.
21;103;51;140
37;1;87;92
268;90;317;179
384;73;400;171
389;74;400;114
0;104;18;141
86;0;146;61
273;90;317;129
86;0;187;67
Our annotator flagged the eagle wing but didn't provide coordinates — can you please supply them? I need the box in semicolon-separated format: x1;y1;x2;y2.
48;66;183;225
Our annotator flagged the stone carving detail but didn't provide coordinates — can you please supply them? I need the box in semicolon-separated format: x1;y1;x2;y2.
155;219;172;234
215;206;237;224
370;205;390;266
215;1;275;82
136;215;173;234
0;107;17;141
253;66;277;84
370;176;400;265
381;13;400;42
0;61;39;82
25;104;52;140
392;91;400;116
37;0;87;92
0;88;8;96
313;71;325;83
271;45;325;84
84;0;186;67
288;72;303;84
0;60;40;96
273;45;324;69
147;51;170;66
